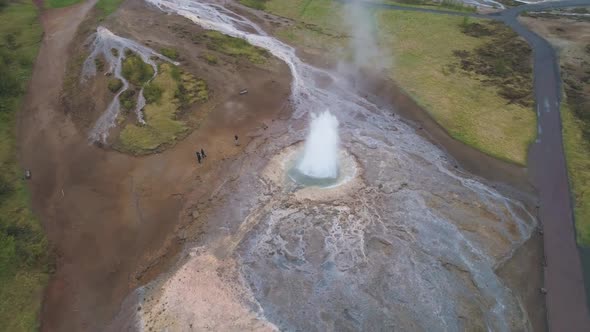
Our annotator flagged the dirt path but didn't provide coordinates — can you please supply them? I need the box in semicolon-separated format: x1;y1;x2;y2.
18;1;292;331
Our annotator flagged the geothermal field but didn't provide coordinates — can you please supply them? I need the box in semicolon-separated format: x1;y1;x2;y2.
98;1;539;330
15;0;584;330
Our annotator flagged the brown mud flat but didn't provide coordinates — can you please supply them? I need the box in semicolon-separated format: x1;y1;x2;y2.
19;0;291;330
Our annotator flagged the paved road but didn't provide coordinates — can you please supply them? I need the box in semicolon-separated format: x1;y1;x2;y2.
340;0;590;330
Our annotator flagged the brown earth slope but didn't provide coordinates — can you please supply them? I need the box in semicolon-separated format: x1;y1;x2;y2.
18;0;291;330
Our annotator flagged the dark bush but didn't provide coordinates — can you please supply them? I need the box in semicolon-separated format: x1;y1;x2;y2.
122;54;154;86
160;47;179;60
119;89;136;110
108;78;123;93
143;83;162;104
0;62;22;101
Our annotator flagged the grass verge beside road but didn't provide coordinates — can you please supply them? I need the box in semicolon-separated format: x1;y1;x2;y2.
562;102;590;245
378;11;535;164
0;1;50;330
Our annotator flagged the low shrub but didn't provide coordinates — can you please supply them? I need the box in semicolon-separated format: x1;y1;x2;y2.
160;47;179;60
119;89;136;110
143;82;163;104
107;78;122;93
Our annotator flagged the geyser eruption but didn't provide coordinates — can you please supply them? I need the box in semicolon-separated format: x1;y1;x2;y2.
297;111;340;179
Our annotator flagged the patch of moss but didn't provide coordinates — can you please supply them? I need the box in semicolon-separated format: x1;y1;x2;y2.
175;72;208;107
96;0;125;17
143;82;163;104
160;47;179;60
118;63;206;154
201;53;218;65
119;89;136;110
203;30;269;64
239;0;268;10
121;53;154;86
107;78;122;93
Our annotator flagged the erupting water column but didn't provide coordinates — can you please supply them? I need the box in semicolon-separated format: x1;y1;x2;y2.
296;111;340;180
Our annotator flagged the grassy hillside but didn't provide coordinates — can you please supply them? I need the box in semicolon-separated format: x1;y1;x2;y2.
562;102;590;245
0;1;50;331
245;0;536;164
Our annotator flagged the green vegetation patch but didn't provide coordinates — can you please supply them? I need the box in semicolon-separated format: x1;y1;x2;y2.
0;1;51;330
201;53;218;65
377;11;535;164
96;0;125;17
450;19;534;108
143;82;163;104
175;71;208;107
46;0;83;8
559;46;590;245
239;0;269;10
122;53;154;86
562;101;590;245
202;30;269;64
119;89;136;110
107;78;123;93
160;47;179;60
118;64;207;154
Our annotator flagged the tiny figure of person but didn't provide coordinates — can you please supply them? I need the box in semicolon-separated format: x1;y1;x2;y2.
201;148;206;158
234;135;239;146
196;151;202;164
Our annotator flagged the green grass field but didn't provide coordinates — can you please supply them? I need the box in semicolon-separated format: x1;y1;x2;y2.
377;11;535;164
0;1;50;331
255;1;536;165
562;101;590;245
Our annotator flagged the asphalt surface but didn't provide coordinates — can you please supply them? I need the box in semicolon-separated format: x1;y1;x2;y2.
339;0;590;330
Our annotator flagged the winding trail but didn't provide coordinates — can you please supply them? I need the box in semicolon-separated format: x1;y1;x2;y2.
341;0;590;330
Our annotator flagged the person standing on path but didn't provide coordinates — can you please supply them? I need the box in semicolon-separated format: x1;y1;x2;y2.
201;148;206;158
196;151;202;164
234;135;239;146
